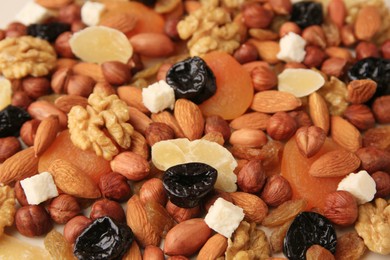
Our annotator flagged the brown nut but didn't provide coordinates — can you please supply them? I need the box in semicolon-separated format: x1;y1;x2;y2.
6;22;26;37
233;43;259;64
64;215;92;244
90;198;126;223
237;160;266;193
55;32;75;58
164;16;180;41
320;57;348;78
381;39;390;59
101;61;131;86
268;0;291;15
14;180;29;206
58;3;81;24
340;25;356;47
15;205;52;237
145;122;175;147
306;244;336;260
355;41;379;61
288;110;313;128
48;194;81;224
303;45;327;68
20;119;41;147
0;136;21;163
295;126;326;158
51;67;72;94
0;29;5;40
323;190;358;226
279;22;301;37
242;2;274;29
266;112;297;141
27;100;68;128
71;20;87;33
166;200;201;223
355;147;390;173
66;75;95;97
346;79;377;104
156;62;172;81
22;77;51;99
11;91;33;109
327;0;346;28
371;171;390;198
343;104;375;131
204;115;231;142
251;64;277;91
260;175;292;207
203;189;233;212
110;151;150;181
130;33;175;58
372;95;390;124
230;128;268;147
302;25;326;49
139;178;167;206
98;172;131;202
144;245;165;260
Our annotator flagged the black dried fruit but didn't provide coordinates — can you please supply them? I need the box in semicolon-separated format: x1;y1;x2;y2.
163;162;218;208
348;57;390;97
166;56;217;104
27;22;70;42
283;211;337;260
134;0;157;7
290;1;323;29
74;216;134;260
0;105;31;138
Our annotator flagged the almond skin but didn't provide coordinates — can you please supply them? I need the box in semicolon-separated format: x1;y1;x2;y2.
309;92;330;134
251;90;302;113
230;192;268;223
110;151;150;181
331;116;362;152
230;112;271;130
354;5;381;41
34;115;60;156
346;79;377;104
164;218;212;256
309;149;361;177
174;99;204;140
197;234;228;260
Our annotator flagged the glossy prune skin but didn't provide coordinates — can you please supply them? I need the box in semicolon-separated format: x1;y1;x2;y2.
348;57;390;97
166;56;217;104
27;22;70;42
74;217;134;260
283;211;337;260
290;1;323;29
163;162;218;208
0;105;31;138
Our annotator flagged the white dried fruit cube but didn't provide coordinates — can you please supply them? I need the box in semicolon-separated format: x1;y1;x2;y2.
20;172;59;205
337;170;376;204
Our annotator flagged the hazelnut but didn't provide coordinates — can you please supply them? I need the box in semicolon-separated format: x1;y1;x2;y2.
164;16;180;41
303;45;327;68
144;245;165;260
48;194;81;224
343;104;375;131
58;3;81;24
233;43;259;64
166;200;201;223
139;178;167;205
20;119;41;147
323;190;358;226
381;39;390;59
204;115;231;141
295;126;326;158
15;205;52;237
145;122;175;147
355;41;379;61
340;25;357;47
320;57;348;78
242;3;274;29
237;160;266;193
288;110;313;128
14;181;29;206
127;53;144;74
6;22;26;37
11;90;32;109
372;95;390;124
55;32;75;58
101;61;132;85
22;77;51;99
71;21;87;33
64;215;92;244
98;172;131;202
266;112;297;141
371;171;390;198
156;62;173;81
355;147;390;173
0;29;5;40
90;198;126;223
302;25;327;49
66;75;95;97
10;78;23;92
279;22;301;37
51;67;72;94
0;136;21;163
251;65;277;91
94;82;116;96
260;175;292;207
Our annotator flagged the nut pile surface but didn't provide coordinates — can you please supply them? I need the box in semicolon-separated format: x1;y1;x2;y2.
0;0;389;259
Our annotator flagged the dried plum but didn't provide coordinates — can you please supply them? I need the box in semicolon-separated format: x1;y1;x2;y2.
348;57;390;97
27;22;70;42
290;1;323;29
0;105;31;138
163;162;218;208
166;56;217;104
74;216;133;260
283;211;337;260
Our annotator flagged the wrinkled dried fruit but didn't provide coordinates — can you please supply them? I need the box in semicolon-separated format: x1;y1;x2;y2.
262;199;307;227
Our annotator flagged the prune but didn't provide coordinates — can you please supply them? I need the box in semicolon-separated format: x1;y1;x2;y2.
283;211;337;260
27;22;70;42
166;56;217;104
134;0;157;6
0;105;31;138
290;1;323;29
74;216;134;260
348;57;390;97
163;162;218;208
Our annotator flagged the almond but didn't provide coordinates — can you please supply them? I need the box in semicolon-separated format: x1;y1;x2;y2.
174;99;204;140
309;149;361;177
309;92;330;134
151;111;185;138
34;115;60;156
126;195;160;247
129;131;149;160
230;128;268;148
354;6;381;41
197;234;228;260
230;112;271;130
73;62;106;82
247;40;280;64
110;151;150;181
127;106;153;135
0;147;38;184
164;218;212;256
268;0;292;15
346;79;377;104
230;192;268;223
327;0;346;28
99;13;137;34
117;86;149;113
54;95;88;113
122;241;142;260
48;159;101;198
331;116;362;152
295;126;326;158
251;90;302;113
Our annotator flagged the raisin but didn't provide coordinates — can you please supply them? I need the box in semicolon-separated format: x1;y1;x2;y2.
348;57;390;97
283;211;337;260
74;216;134;260
163;162;218;208
0;105;31;138
166;56;217;104
290;1;323;29
27;22;70;42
